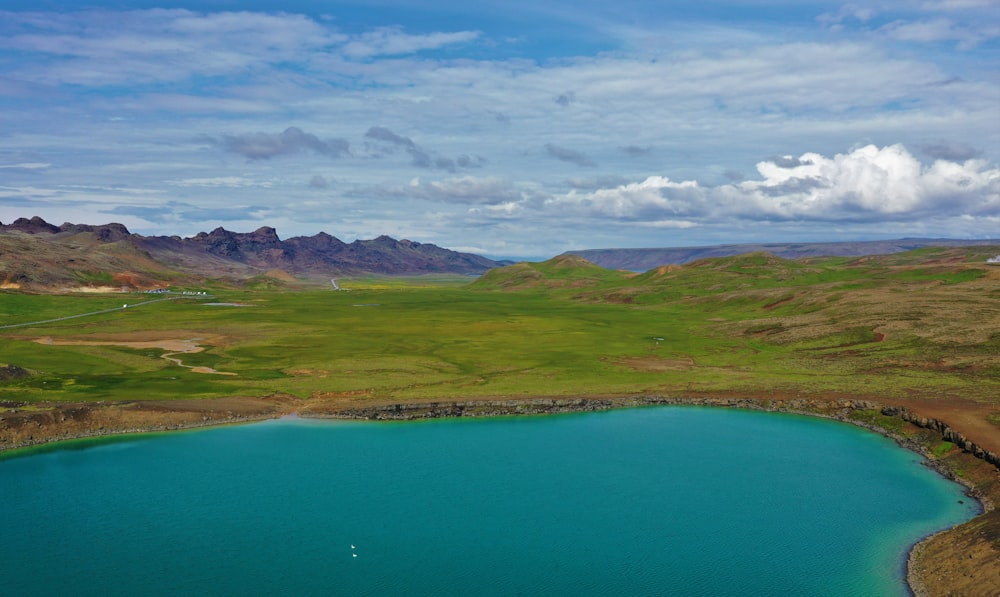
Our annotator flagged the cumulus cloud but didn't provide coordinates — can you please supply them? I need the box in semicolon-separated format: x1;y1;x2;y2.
546;144;1000;224
215;127;349;160
545;144;597;167
547;175;702;221
743;144;998;217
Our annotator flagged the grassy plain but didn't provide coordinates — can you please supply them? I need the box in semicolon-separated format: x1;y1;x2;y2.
1;247;998;414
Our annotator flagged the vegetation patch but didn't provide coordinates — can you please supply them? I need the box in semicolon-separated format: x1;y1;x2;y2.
931;440;956;458
847;409;905;434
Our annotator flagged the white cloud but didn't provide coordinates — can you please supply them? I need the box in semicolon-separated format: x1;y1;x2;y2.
547;176;702;220
403;176;524;205
818;4;877;29
340;27;480;58
0;10;342;86
546;145;1000;223
879;17;998;49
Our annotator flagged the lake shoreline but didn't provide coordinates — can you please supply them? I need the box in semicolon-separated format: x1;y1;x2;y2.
2;393;997;594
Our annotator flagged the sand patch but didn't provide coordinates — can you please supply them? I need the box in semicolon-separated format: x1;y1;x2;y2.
65;286;124;293
287;369;330;378
32;336;236;376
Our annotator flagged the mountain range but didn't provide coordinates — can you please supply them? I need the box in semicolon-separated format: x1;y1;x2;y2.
0;217;507;290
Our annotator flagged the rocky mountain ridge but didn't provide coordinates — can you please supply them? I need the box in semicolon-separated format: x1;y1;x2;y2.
0;217;508;289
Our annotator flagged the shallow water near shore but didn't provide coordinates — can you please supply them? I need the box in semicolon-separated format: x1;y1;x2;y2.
0;406;978;596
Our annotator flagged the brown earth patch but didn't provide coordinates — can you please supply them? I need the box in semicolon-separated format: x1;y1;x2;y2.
286;369;330;378
651;265;682;276
34;336;205;353
615;355;695;371
264;269;296;282
30;335;236;375
762;295;796;310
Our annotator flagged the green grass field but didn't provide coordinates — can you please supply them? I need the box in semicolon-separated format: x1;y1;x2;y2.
1;249;999;406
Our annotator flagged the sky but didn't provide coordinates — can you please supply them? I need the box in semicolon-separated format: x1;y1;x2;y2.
0;0;998;259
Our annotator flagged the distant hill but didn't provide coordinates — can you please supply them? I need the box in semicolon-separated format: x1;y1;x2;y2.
0;217;510;290
566;239;1000;271
472;254;629;290
473;247;1000;310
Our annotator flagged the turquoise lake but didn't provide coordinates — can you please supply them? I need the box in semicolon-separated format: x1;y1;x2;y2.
0;407;979;596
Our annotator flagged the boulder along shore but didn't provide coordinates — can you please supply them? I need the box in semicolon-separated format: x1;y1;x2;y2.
2;393;998;596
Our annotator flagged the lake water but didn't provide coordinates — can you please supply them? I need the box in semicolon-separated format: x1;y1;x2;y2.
0;407;978;596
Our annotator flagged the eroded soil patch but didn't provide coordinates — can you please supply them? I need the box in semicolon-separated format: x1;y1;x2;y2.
32;336;236;376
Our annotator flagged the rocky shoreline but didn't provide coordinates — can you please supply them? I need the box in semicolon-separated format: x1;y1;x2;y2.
2;394;998;595
321;394;1000;469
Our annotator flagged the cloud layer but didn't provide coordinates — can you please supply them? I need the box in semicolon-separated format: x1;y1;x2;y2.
0;2;996;258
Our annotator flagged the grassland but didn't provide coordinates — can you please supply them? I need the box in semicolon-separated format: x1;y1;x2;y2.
1;248;998;412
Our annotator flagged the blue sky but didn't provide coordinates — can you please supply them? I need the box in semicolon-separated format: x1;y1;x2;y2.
1;1;997;259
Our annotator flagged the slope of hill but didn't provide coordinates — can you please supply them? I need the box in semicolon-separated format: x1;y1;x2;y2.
567;238;1000;271
472;254;630;290
0;217;509;290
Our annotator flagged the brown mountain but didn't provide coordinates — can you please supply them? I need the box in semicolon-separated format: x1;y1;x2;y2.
0;217;508;289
